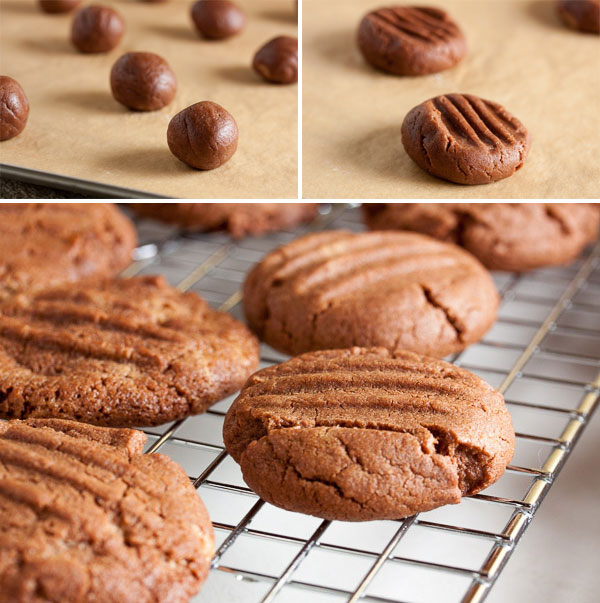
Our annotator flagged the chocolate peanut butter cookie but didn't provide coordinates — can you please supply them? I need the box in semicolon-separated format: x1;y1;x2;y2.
244;230;498;358
223;347;515;521
0;275;259;427
362;203;600;272
0;203;136;301
357;6;467;75
131;203;319;238
401;93;531;184
0;418;214;601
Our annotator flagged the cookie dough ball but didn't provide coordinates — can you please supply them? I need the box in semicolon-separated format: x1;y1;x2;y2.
110;52;177;111
556;0;600;33
38;0;82;13
71;5;125;54
0;76;29;142
401;93;531;185
167;101;238;170
191;0;245;39
253;36;298;84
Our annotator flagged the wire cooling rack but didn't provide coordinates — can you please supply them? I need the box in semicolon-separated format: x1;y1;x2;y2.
122;203;600;603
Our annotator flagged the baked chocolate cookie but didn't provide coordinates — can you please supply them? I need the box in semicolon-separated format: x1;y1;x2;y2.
0;418;214;601
362;203;600;272
243;230;498;358
357;6;467;75
223;347;515;521
0;275;259;427
556;0;600;33
131;203;319;238
0;203;136;301
401;93;531;185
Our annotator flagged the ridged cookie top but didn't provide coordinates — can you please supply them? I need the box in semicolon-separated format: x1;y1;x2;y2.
0;275;259;427
224;347;514;496
0;203;137;301
401;94;531;185
0;418;214;603
363;203;600;271
243;230;498;357
357;6;467;75
364;7;462;45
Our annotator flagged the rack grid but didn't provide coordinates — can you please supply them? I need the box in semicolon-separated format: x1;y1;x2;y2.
123;204;600;603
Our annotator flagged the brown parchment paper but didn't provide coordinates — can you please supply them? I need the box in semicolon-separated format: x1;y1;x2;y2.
303;0;600;199
0;0;297;199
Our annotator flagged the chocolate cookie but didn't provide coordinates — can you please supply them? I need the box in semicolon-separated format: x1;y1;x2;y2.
0;275;259;427
0;418;214;601
401;93;531;185
556;0;600;33
0;203;136;301
243;230;498;358
223;347;515;521
362;203;600;272
131;203;319;239
357;6;467;75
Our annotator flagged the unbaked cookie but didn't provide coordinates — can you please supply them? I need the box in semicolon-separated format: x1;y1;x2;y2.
0;275;259;427
243;230;498;357
0;418;214;601
131;203;319;238
362;203;600;271
223;347;515;521
0;203;136;301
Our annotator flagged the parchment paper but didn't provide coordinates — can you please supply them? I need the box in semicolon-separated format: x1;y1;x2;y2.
303;0;600;199
0;0;297;198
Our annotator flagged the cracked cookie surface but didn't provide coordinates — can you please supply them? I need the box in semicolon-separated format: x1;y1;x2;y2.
223;347;514;521
131;203;319;239
0;275;259;427
0;203;136;302
243;230;498;357
0;418;214;602
363;203;600;271
401;94;530;185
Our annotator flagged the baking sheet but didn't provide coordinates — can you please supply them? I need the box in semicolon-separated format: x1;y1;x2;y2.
0;0;298;199
302;0;600;199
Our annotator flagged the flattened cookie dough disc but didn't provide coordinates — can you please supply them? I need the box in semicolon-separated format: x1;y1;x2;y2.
401;93;531;184
131;203;319;238
223;347;515;521
362;203;600;272
0;419;215;601
357;6;467;75
0;203;136;301
243;230;499;357
0;275;259;427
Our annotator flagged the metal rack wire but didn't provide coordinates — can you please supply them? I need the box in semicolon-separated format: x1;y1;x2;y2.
123;204;600;603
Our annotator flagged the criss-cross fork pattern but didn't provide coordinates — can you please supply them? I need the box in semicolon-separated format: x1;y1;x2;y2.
120;204;599;603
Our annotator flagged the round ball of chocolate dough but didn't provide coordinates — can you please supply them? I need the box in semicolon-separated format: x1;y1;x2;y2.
0;76;29;142
110;52;177;111
39;0;82;14
253;36;298;84
167;101;238;170
190;0;245;39
71;5;125;54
